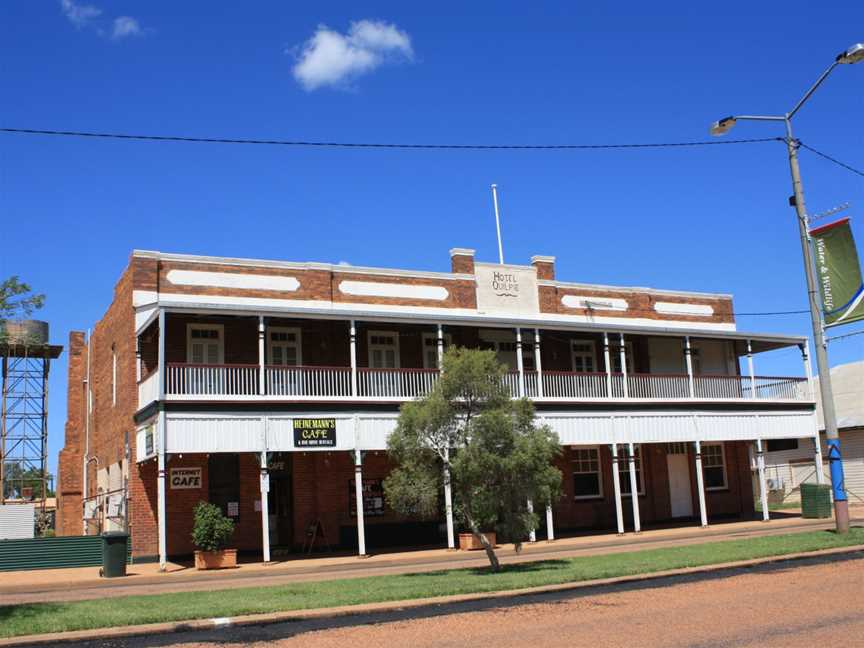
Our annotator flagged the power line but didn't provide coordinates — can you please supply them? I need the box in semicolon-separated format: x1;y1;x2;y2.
799;142;864;178
827;329;864;343
0;127;783;151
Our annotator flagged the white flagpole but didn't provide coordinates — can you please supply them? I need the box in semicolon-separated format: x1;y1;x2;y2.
491;184;504;264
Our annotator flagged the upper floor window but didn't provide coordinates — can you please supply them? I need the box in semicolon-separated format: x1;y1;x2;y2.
571;340;596;373
368;331;400;369
187;324;224;365
422;332;452;369
478;330;535;372
268;327;302;367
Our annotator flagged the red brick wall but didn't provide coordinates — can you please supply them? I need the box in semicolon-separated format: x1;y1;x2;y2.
56;331;87;536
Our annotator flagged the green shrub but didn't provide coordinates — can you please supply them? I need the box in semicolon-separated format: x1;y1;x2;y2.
191;501;234;552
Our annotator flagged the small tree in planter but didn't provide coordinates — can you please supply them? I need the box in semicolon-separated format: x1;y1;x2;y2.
384;347;562;572
191;501;237;569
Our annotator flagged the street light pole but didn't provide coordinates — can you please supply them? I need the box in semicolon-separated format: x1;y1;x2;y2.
710;42;864;534
783;117;849;533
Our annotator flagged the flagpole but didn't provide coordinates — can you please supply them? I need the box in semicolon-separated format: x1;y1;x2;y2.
491;184;504;264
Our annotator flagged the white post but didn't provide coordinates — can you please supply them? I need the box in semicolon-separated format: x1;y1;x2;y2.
694;440;708;527
627;443;641;533
684;336;695;398
527;498;536;542
354;447;367;556
258;316;265;396
491;183;505;264
801;344;826;485
349;320;358;398
611;442;625;535
603;332;613;398
619;334;629;398
515;328;525;397
814;436;826;485
545;505;555;541
260;450;271;562
157;410;167;571
755;439;769;522
157;310;166;400
746;339;756;399
437;324;444;369
444;447;455;549
534;328;544;399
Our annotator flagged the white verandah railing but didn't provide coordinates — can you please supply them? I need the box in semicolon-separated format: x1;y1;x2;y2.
163;364;810;402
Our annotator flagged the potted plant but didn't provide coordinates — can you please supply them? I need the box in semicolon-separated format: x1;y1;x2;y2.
192;501;237;569
458;531;497;551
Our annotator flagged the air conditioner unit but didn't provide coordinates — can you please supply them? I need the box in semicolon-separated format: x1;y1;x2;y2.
766;478;785;492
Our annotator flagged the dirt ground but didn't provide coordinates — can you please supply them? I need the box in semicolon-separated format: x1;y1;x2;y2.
70;553;864;648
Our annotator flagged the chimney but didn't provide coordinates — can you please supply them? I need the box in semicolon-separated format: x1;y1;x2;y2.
531;255;556;281
450;248;476;274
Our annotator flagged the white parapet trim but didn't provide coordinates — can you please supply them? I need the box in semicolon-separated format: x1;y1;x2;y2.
654;302;715;317
338;281;449;301
166;270;300;292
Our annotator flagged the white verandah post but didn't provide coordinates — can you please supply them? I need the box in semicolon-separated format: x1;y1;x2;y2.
801;343;826;485
258;316;265;396
619;334;629;398
693;440;708;528
611;442;625;535
444;447;455;549
157;410;167;571
260;450;271;563
746;339;756;399
627;442;641;533
437;324;444;369
534;328;544;399
527;498;536;542
755;439;769;522
603;332;613;398
515;328;525;397
349;320;358;398
354;446;367;557
684;336;695;398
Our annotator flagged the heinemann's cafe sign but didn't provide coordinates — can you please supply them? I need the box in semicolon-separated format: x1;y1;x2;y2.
810;218;864;327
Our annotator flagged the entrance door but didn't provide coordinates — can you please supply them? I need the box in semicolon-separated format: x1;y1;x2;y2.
268;328;302;395
267;453;293;548
666;443;694;518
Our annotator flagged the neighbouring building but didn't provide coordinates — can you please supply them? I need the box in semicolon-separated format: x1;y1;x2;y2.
56;248;821;566
763;361;863;503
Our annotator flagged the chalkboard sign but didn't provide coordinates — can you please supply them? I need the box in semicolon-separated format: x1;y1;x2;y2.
293;418;337;447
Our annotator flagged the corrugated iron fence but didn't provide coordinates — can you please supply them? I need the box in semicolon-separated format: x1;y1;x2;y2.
0;535;132;571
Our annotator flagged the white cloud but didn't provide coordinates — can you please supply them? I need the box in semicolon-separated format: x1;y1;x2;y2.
292;20;413;91
112;16;141;40
60;0;102;27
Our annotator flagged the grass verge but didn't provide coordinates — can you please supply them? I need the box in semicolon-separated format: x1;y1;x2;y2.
1;527;862;639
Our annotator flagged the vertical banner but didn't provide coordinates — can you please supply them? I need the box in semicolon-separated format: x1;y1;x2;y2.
809;218;864;328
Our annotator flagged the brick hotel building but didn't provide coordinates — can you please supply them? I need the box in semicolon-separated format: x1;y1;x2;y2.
56;248;823;567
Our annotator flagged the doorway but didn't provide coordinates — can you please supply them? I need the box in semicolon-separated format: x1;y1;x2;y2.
267;453;293;548
666;443;694;518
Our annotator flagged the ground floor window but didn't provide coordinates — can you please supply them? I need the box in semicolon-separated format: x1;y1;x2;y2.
617;445;645;496
766;438;799;452
702;443;727;490
572;447;602;499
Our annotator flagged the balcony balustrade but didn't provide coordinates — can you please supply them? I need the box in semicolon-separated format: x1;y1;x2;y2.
160;363;810;403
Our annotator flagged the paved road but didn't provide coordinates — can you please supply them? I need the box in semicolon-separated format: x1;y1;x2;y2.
69;553;864;648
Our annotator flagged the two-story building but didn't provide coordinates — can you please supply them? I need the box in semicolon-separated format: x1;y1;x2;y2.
56;247;823;568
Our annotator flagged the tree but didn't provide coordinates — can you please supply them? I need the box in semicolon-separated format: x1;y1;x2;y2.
0;276;45;320
384;347;562;571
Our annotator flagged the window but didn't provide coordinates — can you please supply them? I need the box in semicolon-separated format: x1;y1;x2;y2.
617;445;645;496
571;340;596;373
572;447;602;499
422;332;452;369
111;344;117;407
766;439;799;453
609;341;634;373
368;331;400;368
268;327;302;366
187;324;224;365
702;443;727;490
478;330;535;371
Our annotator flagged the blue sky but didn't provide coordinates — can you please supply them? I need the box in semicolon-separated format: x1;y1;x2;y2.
2;2;863;476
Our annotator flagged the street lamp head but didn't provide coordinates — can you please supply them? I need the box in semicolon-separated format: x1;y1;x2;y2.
837;43;864;64
710;116;737;136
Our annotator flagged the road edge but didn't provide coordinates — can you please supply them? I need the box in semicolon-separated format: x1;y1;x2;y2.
2;544;863;647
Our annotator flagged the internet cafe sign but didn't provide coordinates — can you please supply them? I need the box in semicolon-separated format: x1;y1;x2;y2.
475;263;540;315
293;418;337;448
169;467;202;490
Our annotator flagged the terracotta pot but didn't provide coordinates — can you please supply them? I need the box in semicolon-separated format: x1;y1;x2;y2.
194;548;238;570
458;532;497;551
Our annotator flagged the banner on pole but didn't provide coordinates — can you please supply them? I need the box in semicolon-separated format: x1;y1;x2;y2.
809;218;864;328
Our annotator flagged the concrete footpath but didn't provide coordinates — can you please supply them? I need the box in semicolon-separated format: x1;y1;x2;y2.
0;513;859;606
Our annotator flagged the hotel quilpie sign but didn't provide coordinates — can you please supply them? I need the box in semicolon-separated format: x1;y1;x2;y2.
474;263;540;315
293;418;337;447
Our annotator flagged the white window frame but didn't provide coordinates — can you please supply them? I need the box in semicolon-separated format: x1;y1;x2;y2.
368;330;401;369
186;323;225;365
572;446;603;500
570;339;597;373
617;444;645;497
702;442;728;491
267;326;303;366
421;332;452;369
